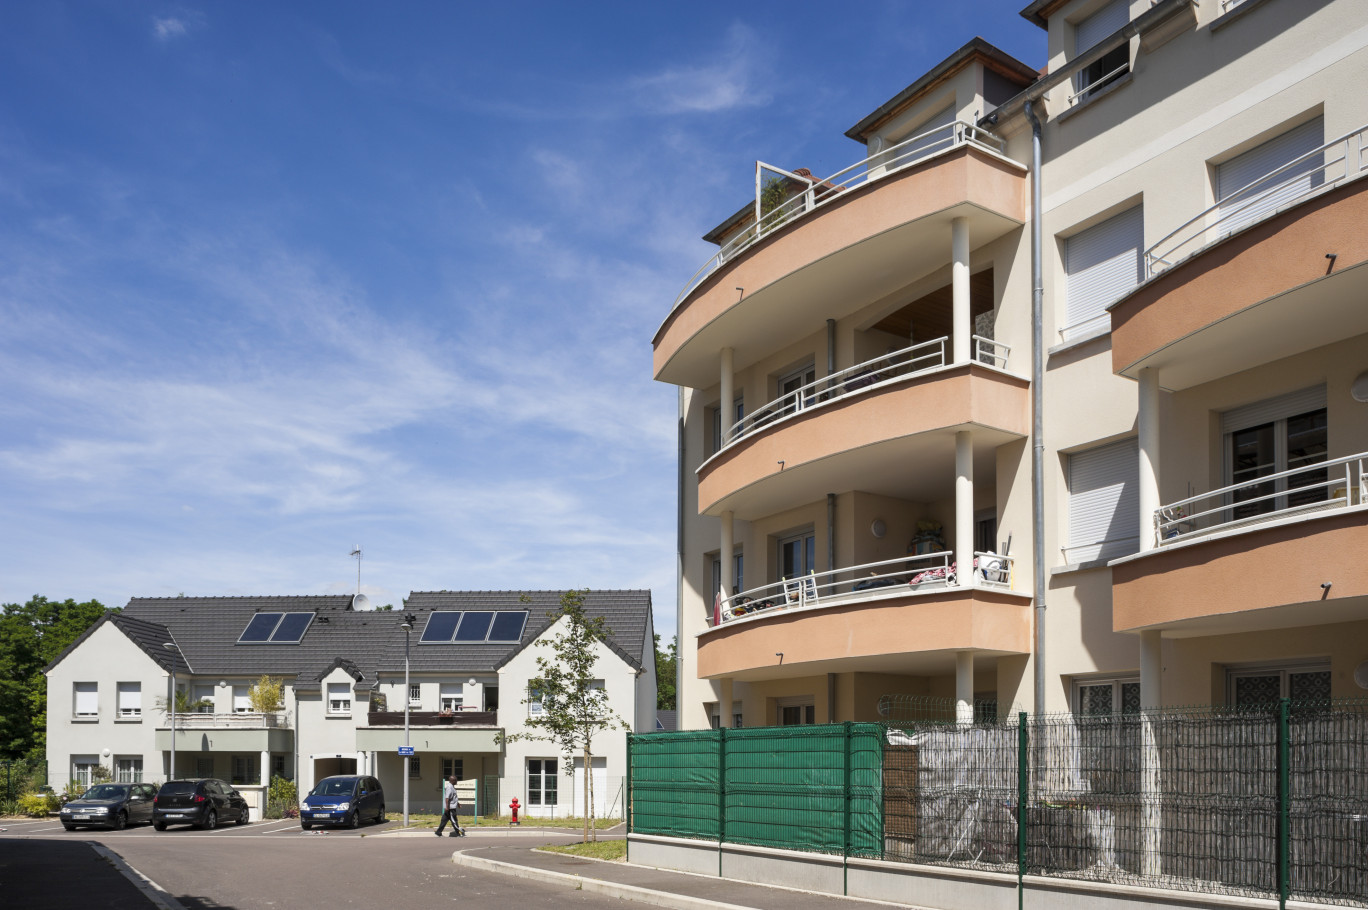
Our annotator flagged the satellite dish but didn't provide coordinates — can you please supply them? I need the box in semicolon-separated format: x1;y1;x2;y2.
351;594;370;612
1354;661;1368;690
1352;371;1368;403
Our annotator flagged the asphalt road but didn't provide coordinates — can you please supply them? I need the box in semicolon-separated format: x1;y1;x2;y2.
0;817;641;910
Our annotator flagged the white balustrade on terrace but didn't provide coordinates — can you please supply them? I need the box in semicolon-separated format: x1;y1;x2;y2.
161;712;286;729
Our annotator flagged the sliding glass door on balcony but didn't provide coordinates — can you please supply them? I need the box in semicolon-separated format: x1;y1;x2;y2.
1224;387;1327;521
779;530;816;581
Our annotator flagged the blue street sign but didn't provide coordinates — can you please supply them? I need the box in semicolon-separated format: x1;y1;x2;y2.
397;746;415;756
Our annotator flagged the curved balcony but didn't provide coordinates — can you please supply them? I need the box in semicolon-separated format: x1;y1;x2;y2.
696;554;1031;682
1111;453;1368;634
697;362;1029;519
654;125;1026;390
1111;124;1368;390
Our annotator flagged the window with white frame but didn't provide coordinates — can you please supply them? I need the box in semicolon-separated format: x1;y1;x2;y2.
1221;386;1328;523
778;529;817;581
440;683;463;712
71;756;100;789
116;682;141;717
442;758;464;781
527;758;558;806
1215;117;1324;236
1229;663;1331;706
408;683;421;708
708;701;743;729
231;754;258;785
528;682;545;717
711;551;744;600
115;756;143;783
1066;438;1140;564
1062;205;1143;341
232;685;251;713
1074;676;1142;716
327;682;351;715
192;684;215;713
777;697;815;726
712;396;744;453
776;362;817;419
1072;0;1130;103
73;682;98;718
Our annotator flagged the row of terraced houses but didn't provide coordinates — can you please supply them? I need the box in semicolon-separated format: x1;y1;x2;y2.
659;0;1368;737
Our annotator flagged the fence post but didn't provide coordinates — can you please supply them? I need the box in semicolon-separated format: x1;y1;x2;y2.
625;734;633;864
718;727;727;878
1277;697;1290;910
843;722;852;896
1017;711;1028;910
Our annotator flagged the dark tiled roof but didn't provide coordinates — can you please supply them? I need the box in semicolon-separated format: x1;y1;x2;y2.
655;710;678;731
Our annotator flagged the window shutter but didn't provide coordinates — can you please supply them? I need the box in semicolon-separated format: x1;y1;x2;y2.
233;686;250;712
1220;385;1327;433
74;682;98;715
1217;118;1324;233
1067;437;1140;563
1076;0;1129;53
117;682;140;715
1064;206;1143;339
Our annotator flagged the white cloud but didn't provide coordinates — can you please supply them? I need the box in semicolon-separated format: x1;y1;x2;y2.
628;23;772;115
152;17;188;41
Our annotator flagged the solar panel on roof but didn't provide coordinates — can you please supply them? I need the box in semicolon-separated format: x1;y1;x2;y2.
238;613;283;642
270;613;314;643
488;611;528;642
454;611;494;642
420;612;462;642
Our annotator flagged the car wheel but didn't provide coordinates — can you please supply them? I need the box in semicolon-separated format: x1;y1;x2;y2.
63;824;76;831
153;822;166;831
376;805;386;824
301;821;312;831
347;810;359;829
201;809;217;830
112;810;127;831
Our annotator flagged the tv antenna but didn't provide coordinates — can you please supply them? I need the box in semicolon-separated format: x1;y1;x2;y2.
350;545;362;595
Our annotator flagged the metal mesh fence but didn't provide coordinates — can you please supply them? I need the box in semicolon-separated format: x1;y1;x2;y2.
630;699;1368;907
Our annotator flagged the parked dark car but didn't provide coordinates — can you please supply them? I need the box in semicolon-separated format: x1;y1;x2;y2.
152;778;249;830
300;775;385;829
60;782;158;830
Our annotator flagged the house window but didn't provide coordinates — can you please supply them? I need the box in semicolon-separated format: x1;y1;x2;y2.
1062;205;1143;341
116;682;141;718
1073;0;1130;103
528;683;545;717
776;363;816;419
195;757;214;777
408;683;421;708
442;758;464;781
1216;117;1324;236
73;682;98;718
327;683;351;715
484;685;499;712
440;683;463;712
408;755;421;779
192;684;215;713
1229;664;1331;706
1222;387;1328;523
272;754;287;780
1075;677;1142;716
712;396;744;452
1065;438;1139;564
115;756;144;783
231;754;259;785
974;510;998;555
527;758;558;806
778;529;817;581
777;698;816;726
232;685;251;713
71;756;100;790
708;702;743;729
711;551;744;598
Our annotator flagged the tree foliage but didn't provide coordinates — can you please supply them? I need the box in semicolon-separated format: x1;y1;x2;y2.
0;596;109;759
498;589;627;842
654;634;676;711
247;675;285;713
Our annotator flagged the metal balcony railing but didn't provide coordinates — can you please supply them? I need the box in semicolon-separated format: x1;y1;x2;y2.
671;120;1008;311
712;550;1015;627
1145;123;1368;277
1154;452;1367;547
161;712;286;729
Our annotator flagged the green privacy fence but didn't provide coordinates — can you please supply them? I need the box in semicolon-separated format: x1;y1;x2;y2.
629;700;1368;909
628;723;884;857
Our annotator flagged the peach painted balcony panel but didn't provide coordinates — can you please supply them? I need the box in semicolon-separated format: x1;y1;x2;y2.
696;586;1031;682
1110;177;1368;390
697;363;1029;519
654;145;1027;390
1111;509;1368;636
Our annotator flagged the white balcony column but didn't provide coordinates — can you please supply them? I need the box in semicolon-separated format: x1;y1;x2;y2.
260;750;269;786
720;510;735;600
955;429;974;585
356;750;367;775
720;347;735;445
1140;629;1163;877
955;650;974;726
1138;367;1161;551
952;216;971;364
719;677;734;729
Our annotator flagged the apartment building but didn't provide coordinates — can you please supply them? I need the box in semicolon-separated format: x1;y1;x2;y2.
45;590;655;819
656;0;1368;731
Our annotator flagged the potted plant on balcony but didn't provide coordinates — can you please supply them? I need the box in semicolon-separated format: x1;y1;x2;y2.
156;689;211;716
247;675;285;726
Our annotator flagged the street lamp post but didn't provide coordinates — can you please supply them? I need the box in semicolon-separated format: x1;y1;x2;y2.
400;614;415;826
162;642;177;780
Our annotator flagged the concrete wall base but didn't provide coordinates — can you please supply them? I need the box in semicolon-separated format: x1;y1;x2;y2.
627;834;1328;910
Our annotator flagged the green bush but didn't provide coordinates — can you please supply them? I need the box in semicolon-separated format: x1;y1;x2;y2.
18;791;58;817
263;775;297;818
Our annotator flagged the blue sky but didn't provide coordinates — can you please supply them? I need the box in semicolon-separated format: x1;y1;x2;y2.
0;2;1044;640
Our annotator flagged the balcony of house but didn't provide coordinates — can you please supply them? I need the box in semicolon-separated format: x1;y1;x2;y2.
1111;453;1368;635
155;712;293;753
653;121;1026;390
356;709;502;754
1110;123;1368;391
697;361;1028;519
697;551;1031;683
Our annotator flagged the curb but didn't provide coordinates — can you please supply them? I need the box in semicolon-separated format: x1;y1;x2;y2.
451;848;760;910
88;843;188;910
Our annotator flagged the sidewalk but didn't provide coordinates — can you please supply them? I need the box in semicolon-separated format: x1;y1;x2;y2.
453;843;912;910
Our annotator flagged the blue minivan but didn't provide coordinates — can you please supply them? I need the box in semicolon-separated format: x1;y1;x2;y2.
300;775;386;829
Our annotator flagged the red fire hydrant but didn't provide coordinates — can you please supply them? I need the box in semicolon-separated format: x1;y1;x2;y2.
509;797;521;826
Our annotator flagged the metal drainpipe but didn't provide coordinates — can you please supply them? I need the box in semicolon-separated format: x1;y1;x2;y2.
676;387;686;725
1025;99;1046;718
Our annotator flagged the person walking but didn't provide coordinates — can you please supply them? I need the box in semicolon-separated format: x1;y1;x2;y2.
435;774;464;837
